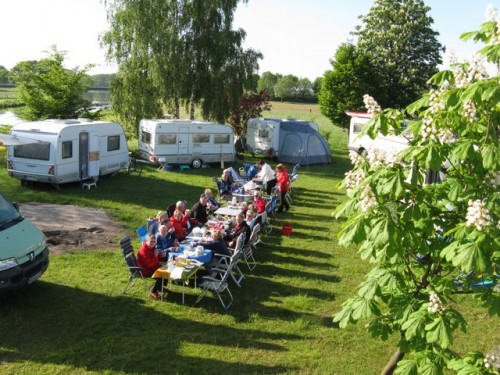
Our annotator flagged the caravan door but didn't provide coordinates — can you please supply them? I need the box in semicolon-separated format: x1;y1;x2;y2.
79;132;89;180
177;127;190;163
88;132;100;179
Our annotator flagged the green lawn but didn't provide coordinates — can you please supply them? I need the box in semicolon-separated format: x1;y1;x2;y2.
0;106;497;374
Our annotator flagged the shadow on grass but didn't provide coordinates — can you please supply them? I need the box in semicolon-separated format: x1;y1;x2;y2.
0;281;299;374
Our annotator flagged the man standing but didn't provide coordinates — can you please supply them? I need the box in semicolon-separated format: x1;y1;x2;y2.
254;159;277;194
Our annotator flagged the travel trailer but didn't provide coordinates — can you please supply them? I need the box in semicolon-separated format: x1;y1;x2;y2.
6;119;129;186
138;119;236;168
246;118;331;165
346;112;409;155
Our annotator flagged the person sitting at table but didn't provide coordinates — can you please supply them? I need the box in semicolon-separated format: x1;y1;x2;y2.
252;191;266;214
190;194;209;226
170;209;189;240
221;168;237;193
254;160;277;195
246;209;256;229
156;223;178;257
225;213;251;248
247;163;259;179
137;234;165;300
204;188;220;212
276;163;291;212
166;200;186;218
198;230;231;258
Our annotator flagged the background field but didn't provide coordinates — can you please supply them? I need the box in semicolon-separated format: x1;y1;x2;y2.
0;103;497;375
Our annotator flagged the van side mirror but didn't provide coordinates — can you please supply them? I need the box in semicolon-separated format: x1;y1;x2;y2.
12;202;20;212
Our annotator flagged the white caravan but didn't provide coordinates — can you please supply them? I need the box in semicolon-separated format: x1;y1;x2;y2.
346;112;409;155
138;119;235;168
246;118;319;156
6;119;129;186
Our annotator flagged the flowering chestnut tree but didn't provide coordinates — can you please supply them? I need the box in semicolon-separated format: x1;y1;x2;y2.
334;12;499;375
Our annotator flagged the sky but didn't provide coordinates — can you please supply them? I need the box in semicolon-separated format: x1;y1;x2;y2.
0;0;498;81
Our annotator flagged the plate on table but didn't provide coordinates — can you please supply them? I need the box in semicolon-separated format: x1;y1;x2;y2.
181;240;190;244
185;265;195;269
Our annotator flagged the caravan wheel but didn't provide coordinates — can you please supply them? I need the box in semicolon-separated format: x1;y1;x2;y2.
191;159;203;169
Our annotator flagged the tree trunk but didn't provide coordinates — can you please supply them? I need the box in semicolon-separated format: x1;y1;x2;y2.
381;348;404;375
174;96;180;119
190;100;195;120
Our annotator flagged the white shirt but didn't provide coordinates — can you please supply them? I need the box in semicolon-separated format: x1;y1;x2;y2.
256;163;275;183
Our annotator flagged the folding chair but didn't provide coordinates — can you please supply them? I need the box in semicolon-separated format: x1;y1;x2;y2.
228;167;247;186
136;226;148;243
288;173;299;196
242;224;260;271
211;176;230;200
288;163;300;179
214;233;246;287
255;210;271;234
147;219;159;235
119;237;149;294
266;195;278;219
195;236;246;310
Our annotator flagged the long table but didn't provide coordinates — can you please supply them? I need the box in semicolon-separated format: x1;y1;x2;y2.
214;206;242;217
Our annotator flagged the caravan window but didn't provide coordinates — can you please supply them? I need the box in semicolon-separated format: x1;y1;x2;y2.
159;134;176;144
258;129;269;138
107;135;120;151
214;134;230;144
62;141;73;159
13;142;50;160
141;131;151;144
353;123;365;134
193;134;210;143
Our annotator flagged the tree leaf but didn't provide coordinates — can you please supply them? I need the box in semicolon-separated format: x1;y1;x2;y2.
401;311;427;341
452;242;488;273
394;359;418;375
425;316;452;348
481;143;499;169
338;215;367;246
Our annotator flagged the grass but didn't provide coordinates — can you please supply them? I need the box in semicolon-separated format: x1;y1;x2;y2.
0;104;498;374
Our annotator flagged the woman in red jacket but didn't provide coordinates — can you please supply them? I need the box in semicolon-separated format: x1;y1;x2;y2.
137;234;164;299
276;163;290;212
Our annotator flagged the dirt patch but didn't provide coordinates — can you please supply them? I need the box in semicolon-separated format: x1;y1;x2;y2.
19;203;128;255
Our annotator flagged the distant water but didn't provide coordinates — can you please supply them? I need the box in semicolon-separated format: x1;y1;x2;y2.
0;111;23;126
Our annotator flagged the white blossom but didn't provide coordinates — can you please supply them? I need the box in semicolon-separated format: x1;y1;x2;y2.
462;99;478;122
484;346;500;369
345;169;365;191
468;54;488;81
367;147;386;167
384;149;402;168
360;185;378;211
438;128;456;145
465;199;492;231
427;291;446;314
421;117;438;141
486;4;498;22
363;94;382;114
453;65;469;88
429;88;445;114
444;47;458;67
349;150;364;167
484;171;500;188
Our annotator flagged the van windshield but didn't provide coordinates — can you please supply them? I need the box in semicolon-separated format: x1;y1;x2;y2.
13;142;50;160
0;193;23;229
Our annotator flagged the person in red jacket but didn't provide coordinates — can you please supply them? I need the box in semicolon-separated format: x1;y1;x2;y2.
170;209;190;240
137;234;165;299
276;163;290;212
252;191;266;214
